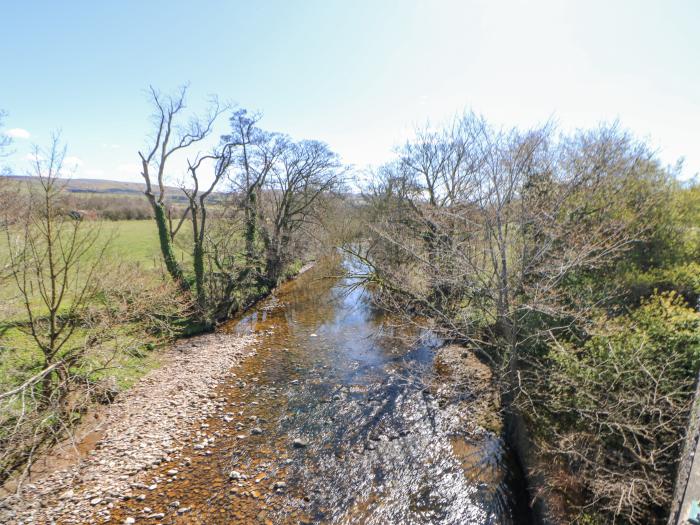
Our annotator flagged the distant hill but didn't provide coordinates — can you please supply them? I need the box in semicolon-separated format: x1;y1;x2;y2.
4;175;175;196
1;176;229;204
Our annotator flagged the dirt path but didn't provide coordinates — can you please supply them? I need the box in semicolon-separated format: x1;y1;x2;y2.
0;332;256;525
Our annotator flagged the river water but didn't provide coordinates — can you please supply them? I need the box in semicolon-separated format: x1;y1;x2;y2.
110;260;529;524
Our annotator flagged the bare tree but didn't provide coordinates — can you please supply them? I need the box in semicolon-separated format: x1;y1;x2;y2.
0;110;13;157
0;110;15;219
182;140;237;315
223;115;343;287
261;139;343;285
6;136;109;406
223;110;287;272
138;85;225;288
0;136;112;486
356;116;658;368
0;110;22;275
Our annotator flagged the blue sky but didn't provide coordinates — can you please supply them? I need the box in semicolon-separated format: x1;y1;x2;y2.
2;0;699;183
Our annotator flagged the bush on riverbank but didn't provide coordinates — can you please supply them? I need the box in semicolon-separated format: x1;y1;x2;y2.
352;113;700;523
0;261;191;485
518;292;700;523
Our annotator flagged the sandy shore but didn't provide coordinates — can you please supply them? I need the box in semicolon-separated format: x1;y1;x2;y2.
0;332;256;525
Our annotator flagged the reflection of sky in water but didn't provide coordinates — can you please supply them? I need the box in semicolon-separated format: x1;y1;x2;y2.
227;262;524;524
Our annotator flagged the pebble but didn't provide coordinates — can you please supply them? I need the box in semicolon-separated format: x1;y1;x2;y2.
292;438;309;448
3;333;255;523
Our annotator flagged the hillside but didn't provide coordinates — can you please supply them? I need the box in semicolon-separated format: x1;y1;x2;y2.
4;175;188;200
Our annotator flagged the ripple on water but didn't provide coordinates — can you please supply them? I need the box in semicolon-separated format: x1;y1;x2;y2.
108;259;529;524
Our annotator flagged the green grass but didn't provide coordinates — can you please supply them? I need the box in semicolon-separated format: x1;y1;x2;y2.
0;218;190;394
102;220;191;269
0;328;44;391
0;329;168;408
0;218;191;269
0;219;192;321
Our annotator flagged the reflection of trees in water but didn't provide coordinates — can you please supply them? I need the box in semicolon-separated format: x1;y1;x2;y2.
274;365;513;524
230;261;520;523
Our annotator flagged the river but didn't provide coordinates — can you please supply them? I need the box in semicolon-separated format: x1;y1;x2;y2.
109;259;529;524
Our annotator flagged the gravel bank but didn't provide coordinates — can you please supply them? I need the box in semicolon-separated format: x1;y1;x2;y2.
0;332;256;525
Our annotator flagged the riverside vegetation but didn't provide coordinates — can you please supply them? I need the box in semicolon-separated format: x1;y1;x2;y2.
0;91;699;524
350;114;700;523
0;89;345;496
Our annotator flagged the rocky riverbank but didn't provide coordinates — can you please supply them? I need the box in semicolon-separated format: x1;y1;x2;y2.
0;332;256;525
432;344;502;434
0;259;528;524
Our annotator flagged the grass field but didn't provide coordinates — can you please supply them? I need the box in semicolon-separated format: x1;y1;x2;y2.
0;219;191;272
0;219;191;318
102;220;191;269
0;218;191;392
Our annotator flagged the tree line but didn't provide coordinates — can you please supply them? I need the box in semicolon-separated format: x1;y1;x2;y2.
0;87;344;488
1;93;699;523
137;86;344;322
352;112;700;523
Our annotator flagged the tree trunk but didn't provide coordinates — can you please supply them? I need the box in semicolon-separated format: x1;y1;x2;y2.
244;191;258;265
40;361;54;408
265;241;283;287
191;205;207;314
193;244;205;311
152;201;189;290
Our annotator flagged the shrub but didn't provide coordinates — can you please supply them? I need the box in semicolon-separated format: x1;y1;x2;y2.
518;292;700;523
625;262;700;308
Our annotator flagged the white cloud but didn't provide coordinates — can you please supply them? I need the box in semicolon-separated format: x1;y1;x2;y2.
5;128;31;139
63;156;83;168
25;152;45;162
84;168;105;178
117;163;141;176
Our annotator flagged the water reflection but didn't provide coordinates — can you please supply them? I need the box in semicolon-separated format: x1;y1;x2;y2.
228;260;526;524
